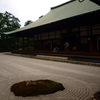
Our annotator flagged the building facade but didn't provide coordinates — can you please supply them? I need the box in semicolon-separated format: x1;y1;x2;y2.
7;0;100;54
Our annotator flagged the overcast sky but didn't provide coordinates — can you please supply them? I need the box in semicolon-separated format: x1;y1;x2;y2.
0;0;70;27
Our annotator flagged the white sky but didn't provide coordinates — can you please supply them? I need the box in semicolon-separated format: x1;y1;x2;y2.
0;0;69;27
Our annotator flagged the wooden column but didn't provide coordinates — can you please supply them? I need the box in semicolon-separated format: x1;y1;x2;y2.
90;25;93;51
33;37;34;50
37;33;39;50
22;37;24;50
17;37;19;49
27;37;29;50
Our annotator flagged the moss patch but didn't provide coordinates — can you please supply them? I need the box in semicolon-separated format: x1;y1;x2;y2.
90;91;100;100
11;80;65;97
94;91;100;100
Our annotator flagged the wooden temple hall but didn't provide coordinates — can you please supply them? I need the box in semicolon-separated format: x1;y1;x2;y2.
7;0;100;56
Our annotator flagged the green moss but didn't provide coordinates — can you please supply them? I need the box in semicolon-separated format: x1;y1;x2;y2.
11;80;65;97
94;91;100;100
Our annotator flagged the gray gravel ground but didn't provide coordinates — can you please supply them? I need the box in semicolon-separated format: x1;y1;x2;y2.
0;53;100;100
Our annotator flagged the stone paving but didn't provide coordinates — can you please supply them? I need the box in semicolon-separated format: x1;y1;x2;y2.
0;53;100;100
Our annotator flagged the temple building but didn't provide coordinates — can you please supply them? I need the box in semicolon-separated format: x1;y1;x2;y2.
7;0;100;55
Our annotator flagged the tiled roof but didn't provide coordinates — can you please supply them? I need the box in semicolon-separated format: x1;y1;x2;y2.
6;0;100;35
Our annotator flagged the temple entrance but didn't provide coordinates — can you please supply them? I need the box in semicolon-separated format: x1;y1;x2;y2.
92;35;100;51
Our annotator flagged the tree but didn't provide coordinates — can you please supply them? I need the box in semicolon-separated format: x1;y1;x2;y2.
24;20;33;26
0;11;21;52
0;11;21;34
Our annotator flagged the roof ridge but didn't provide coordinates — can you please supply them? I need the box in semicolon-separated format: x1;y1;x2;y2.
90;0;100;6
51;0;76;10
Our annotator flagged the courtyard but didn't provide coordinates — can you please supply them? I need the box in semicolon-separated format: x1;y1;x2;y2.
0;53;100;100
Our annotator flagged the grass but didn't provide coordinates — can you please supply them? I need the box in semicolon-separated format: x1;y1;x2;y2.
11;79;65;97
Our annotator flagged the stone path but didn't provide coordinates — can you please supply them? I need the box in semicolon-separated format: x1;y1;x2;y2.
0;53;100;100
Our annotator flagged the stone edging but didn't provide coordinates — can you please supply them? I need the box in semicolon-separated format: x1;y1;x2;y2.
6;53;100;67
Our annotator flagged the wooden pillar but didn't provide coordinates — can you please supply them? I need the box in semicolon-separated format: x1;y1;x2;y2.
17;37;19;49
36;32;39;50
22;37;24;50
33;37;34;50
90;39;93;51
27;37;29;50
12;36;14;50
90;25;93;51
78;26;81;51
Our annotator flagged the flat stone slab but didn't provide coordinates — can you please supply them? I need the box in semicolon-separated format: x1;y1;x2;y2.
36;55;68;60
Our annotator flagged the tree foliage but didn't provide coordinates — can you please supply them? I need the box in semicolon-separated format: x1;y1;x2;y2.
24;20;33;26
0;11;21;52
0;11;21;34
